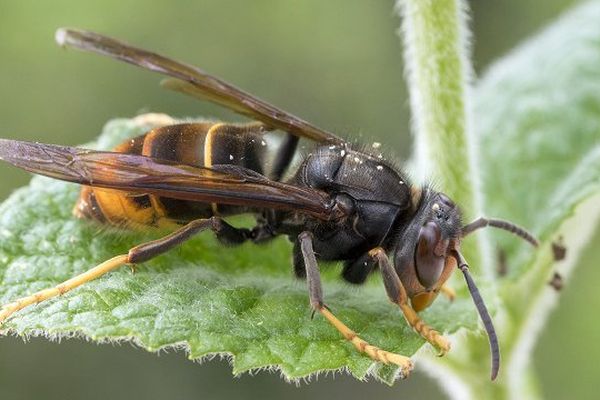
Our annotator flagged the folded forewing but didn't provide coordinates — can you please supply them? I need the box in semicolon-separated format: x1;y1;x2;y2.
0;139;335;220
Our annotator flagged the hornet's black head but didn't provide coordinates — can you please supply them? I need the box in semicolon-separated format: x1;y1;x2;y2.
394;188;462;309
393;186;539;381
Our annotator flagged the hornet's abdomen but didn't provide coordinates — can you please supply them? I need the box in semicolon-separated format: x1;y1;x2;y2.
74;122;268;228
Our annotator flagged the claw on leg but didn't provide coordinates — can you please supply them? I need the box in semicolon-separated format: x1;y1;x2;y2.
400;303;451;356
319;306;414;376
369;247;451;356
298;234;413;375
440;285;456;302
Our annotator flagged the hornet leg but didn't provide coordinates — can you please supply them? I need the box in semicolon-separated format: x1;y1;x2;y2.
369;247;451;356
0;217;248;324
298;232;414;376
439;285;456;301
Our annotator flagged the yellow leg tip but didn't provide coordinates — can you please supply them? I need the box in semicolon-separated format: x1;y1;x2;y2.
0;254;130;326
440;285;456;302
318;306;414;375
434;335;451;356
386;353;414;377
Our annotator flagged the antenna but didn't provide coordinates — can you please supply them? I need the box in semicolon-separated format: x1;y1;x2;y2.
462;217;539;247
452;250;500;381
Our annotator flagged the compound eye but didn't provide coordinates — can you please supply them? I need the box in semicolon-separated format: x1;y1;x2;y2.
414;222;446;289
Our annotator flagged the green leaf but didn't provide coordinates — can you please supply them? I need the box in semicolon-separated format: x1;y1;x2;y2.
475;0;600;310
0;116;477;385
477;1;600;270
477;0;600;389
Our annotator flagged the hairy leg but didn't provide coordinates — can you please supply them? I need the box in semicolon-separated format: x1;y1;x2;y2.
369;247;451;355
297;232;414;376
0;217;248;324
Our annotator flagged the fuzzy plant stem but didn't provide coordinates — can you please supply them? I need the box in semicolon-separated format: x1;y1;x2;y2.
396;0;489;274
396;0;501;398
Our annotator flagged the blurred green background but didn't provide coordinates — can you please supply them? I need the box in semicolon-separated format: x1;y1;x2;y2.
0;1;597;399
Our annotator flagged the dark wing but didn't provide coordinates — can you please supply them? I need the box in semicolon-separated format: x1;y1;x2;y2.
0;139;336;220
55;28;344;145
